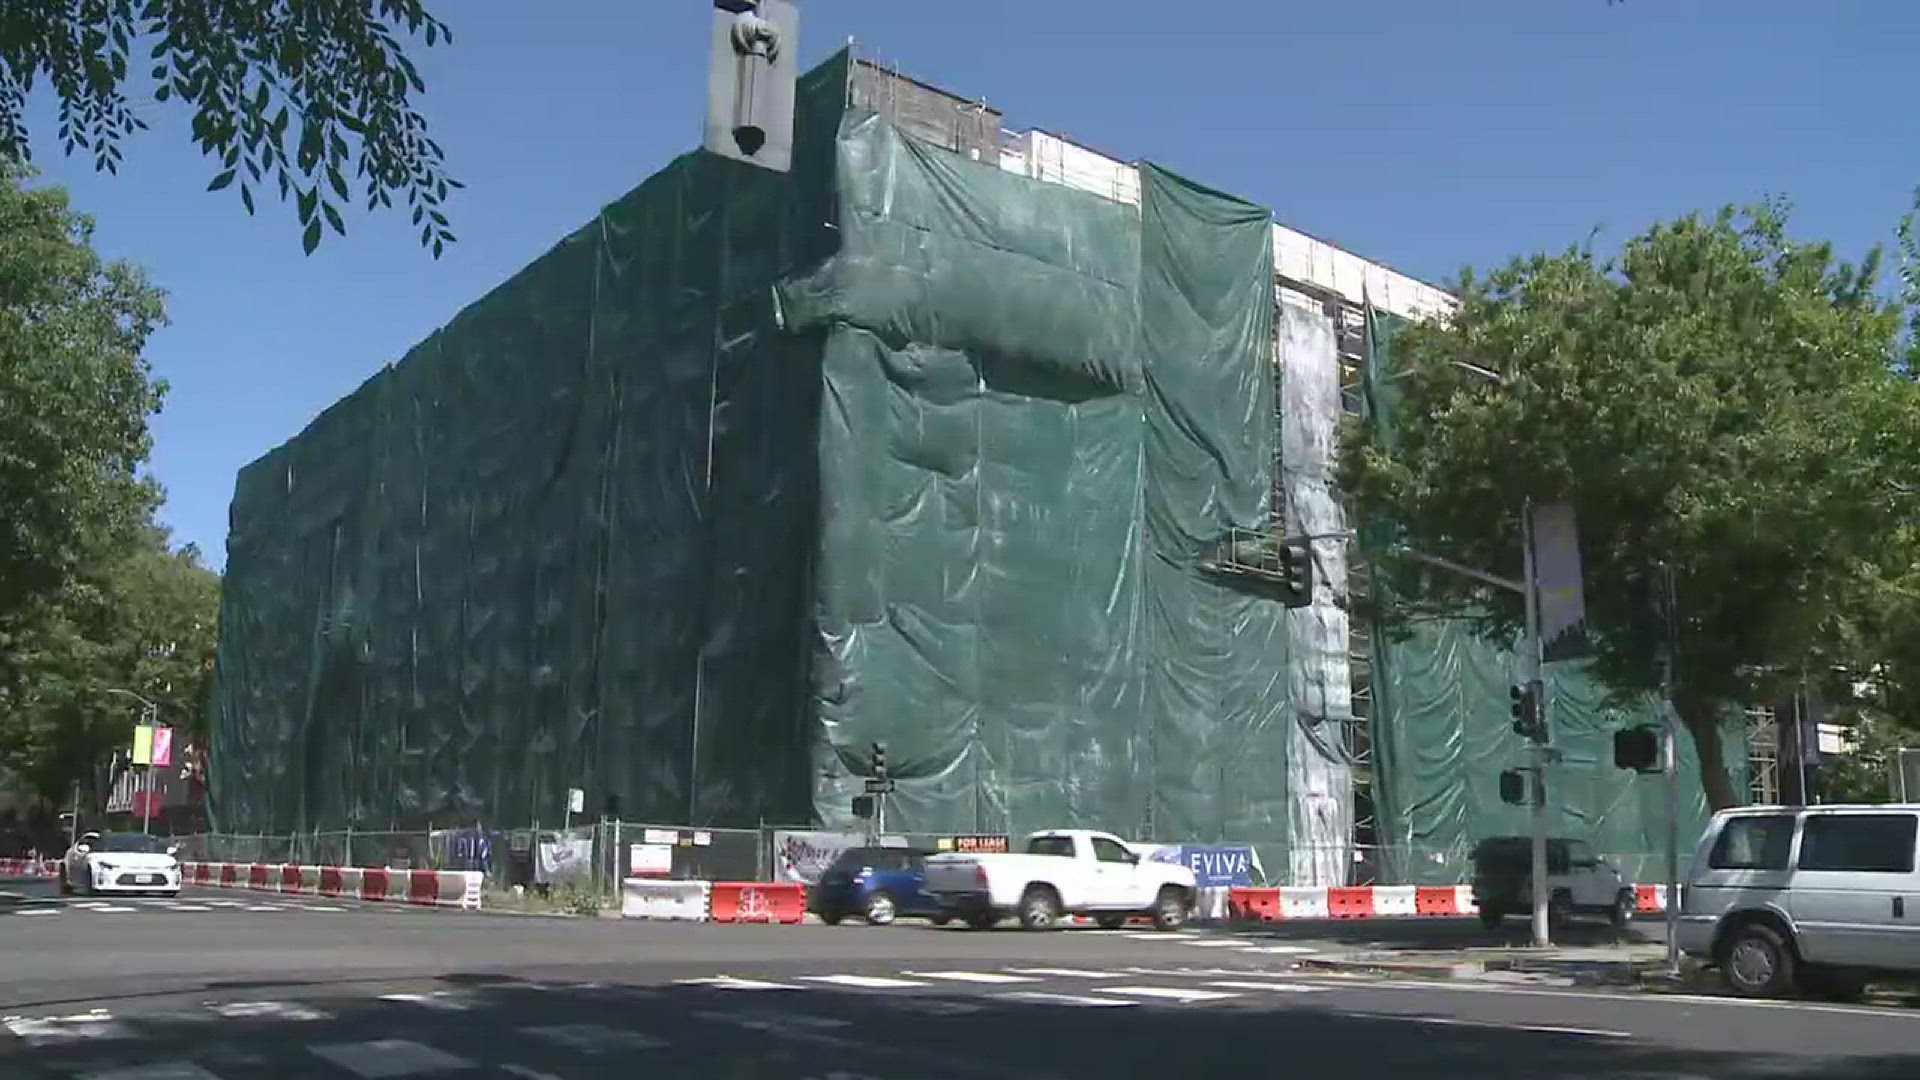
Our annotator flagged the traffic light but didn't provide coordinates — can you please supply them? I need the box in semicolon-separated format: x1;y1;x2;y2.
1278;542;1314;608
1498;768;1528;806
705;0;798;172
1614;726;1661;772
870;741;887;781
1509;680;1545;742
851;795;876;820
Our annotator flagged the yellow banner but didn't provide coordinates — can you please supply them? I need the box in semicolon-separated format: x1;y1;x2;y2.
131;724;154;767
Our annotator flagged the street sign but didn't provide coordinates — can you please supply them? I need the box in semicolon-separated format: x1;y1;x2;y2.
862;778;896;795
567;787;585;814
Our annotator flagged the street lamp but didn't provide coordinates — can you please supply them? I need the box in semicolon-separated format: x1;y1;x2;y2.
104;689;160;834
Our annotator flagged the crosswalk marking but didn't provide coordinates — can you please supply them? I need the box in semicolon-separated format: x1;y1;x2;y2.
675;976;801;991
1003;967;1127;979
1181;939;1253;948
1234;945;1321;955
243;905;285;912
4;1011;129;1045
796;974;930;989
16;906;58;915
378;991;471;1010
162;904;213;912
900;971;1039;984
520;1024;667;1052
1204;980;1328;993
311;1038;475;1077
209;1000;330;1021
994;991;1137;1008
1104;986;1241;1003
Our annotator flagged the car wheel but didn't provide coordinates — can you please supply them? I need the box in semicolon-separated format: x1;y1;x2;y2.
1609;890;1634;930
1095;914;1128;930
964;912;999;931
1477;908;1503;929
1151;887;1189;931
1019;886;1061;930
818;911;844;926
863;892;897;926
1722;923;1796;998
1548;890;1574;929
928;913;952;927
57;869;72;897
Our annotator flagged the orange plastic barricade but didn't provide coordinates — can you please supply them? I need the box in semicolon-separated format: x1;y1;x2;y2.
281;864;302;892
709;881;805;924
1228;886;1284;922
1415;885;1461;916
247;864;271;889
319;866;344;897
1326;886;1374;919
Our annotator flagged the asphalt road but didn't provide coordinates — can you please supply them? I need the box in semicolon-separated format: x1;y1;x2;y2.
2;878;1917;1079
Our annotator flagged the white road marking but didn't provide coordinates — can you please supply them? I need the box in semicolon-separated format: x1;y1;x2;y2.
1205;980;1329;993
310;1038;476;1077
3;1011;128;1045
1222;943;1317;954
1123;932;1189;941
209;1000;330;1021
243;905;285;912
519;1024;667;1052
900;971;1040;984
379;991;472;1011
77;1063;223;1080
675;976;802;991
16;906;59;915
499;1066;567;1080
993;991;1137;1008
1180;940;1257;948
1104;986;1240;1003
81;905;138;913
1003;967;1127;979
297;904;346;912
796;974;930;989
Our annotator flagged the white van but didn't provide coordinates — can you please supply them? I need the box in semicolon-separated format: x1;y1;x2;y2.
1676;804;1920;999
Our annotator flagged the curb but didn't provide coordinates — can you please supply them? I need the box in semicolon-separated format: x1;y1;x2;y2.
1294;953;1678;989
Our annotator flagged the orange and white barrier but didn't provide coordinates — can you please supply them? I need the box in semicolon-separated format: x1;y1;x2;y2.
619;878;807;923
0;858;57;877
182;861;481;909
1225;882;1667;921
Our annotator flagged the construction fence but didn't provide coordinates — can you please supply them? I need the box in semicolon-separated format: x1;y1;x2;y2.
171;825;1691;906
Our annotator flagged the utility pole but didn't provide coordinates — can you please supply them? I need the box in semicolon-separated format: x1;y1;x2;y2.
1659;561;1682;977
1520;500;1551;949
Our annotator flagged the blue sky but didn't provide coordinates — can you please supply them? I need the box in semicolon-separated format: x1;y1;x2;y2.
22;0;1920;568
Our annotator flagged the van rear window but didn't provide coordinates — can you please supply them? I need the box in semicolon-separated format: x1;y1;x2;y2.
1708;815;1794;871
1798;814;1917;874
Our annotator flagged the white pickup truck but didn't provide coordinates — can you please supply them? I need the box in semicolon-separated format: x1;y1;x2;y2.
921;829;1197;931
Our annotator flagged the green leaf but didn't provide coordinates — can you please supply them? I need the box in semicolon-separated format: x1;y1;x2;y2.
240;184;255;215
207;169;236;192
296;186;318;223
322;202;345;236
302;218;322;255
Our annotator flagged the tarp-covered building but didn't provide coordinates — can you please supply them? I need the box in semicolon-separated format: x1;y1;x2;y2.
212;50;1732;884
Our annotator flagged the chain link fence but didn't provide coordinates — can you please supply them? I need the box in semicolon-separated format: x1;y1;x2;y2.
169;826;1688;902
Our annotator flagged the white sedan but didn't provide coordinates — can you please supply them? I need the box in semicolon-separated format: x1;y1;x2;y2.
60;831;182;897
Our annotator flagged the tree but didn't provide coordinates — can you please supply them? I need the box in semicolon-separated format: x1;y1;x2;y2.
0;1;459;256
0;528;220;807
1341;201;1920;810
0;160;165;656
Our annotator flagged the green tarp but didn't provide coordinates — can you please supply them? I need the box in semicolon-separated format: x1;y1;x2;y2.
214;51;1300;855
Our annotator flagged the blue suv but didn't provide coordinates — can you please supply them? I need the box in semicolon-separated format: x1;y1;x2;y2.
812;846;950;926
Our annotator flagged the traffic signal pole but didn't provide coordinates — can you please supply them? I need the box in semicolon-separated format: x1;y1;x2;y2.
1521;501;1550;949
